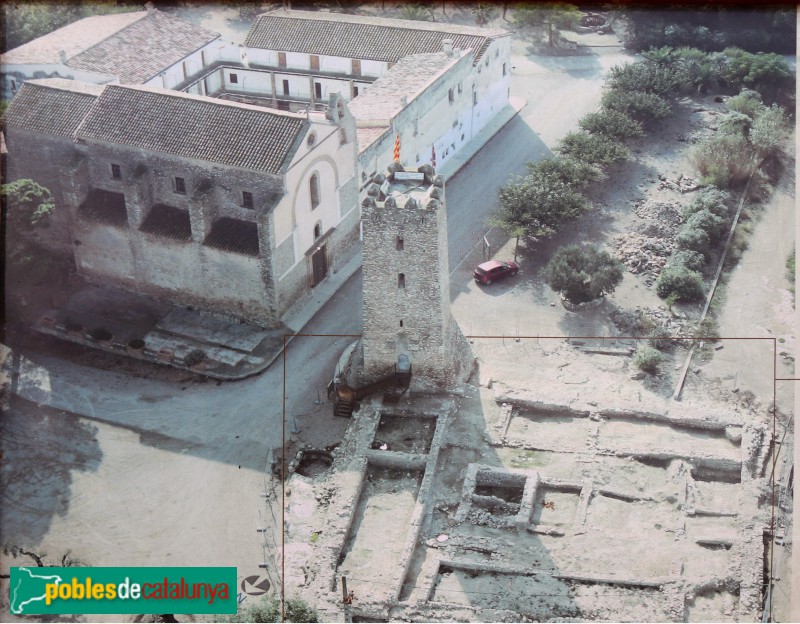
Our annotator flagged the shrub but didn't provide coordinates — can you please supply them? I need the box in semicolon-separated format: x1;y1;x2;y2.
634;346;663;374
684;209;728;245
543;245;624;304
726;88;765;118
526;156;604;188
601;89;672;123
656;265;705;301
717;111;752;137
185;349;206;366
556;131;629;167
750;104;787;158
671;250;706;272
224;596;318;623
606;60;684;95
675;223;711;255
683;188;730;219
648;326;674;351
690;132;753;188
719;47;793;98
787;251;796;283
579;109;644;141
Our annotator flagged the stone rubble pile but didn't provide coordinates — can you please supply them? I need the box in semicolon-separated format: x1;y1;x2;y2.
654;173;702;193
615;201;685;284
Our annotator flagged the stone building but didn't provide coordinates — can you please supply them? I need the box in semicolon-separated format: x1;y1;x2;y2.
3;78;360;327
1;6;221;99
359;164;472;389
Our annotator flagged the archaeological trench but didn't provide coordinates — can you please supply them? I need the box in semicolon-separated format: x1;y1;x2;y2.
279;347;774;623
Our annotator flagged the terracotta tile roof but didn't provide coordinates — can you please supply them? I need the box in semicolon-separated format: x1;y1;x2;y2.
245;9;508;64
1;12;147;65
348;51;465;123
76;85;308;174
66;10;220;84
2;79;103;137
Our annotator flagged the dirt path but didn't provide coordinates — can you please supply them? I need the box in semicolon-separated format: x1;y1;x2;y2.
701;149;796;414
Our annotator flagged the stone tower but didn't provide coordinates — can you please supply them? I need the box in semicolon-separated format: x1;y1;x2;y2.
360;163;472;390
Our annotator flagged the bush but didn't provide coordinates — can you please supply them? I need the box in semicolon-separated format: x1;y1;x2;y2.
606;60;684;95
185;349;206;366
671;250;706;272
579;109;644;141
750;104;787;158
684;209;728;245
601;89;672;123
656;265;705;301
683;188;730;219
690;132;753;188
543;245;624;304
726;88;765;118
675;223;711;255
648;326;674;351
634;346;663;374
719;47;793;98
526;156;604;188
556;131;629;167
224;596;318;622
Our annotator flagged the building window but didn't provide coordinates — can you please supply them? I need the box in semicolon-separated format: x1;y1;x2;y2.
398;273;405;289
314;221;322;240
283;79;290;96
278;52;287;67
353;85;359;97
230;73;238;84
307;131;317;147
339;128;347;144
396;236;404;251
351;59;361;75
277;100;290;111
111;163;122;179
310;55;320;70
448;87;454;103
473;91;478;106
242;191;254;208
309;173;320;209
174;176;186;194
495;48;499;58
502;63;507;76
400;319;403;327
457;82;462;94
10;79;17;92
485;57;489;67
314;82;322;99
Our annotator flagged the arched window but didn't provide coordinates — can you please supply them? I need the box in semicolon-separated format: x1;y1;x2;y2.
310;173;320;209
314;221;322;240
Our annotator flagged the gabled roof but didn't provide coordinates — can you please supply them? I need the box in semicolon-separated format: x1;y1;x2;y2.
1;12;148;65
245;9;508;65
2;79;104;138
65;10;220;84
75;85;308;174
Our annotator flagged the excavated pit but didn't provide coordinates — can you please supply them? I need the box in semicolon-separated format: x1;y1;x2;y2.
371;414;436;454
295;449;334;478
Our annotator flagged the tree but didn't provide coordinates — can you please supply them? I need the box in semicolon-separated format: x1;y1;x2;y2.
579;109;644;141
556;131;629;167
513;2;581;47
2;179;55;261
601;89;672;123
655;265;704;301
493;172;588;240
526;156;604;188
399;3;434;21
606;58;685;96
470;3;496;26
543;245;624;304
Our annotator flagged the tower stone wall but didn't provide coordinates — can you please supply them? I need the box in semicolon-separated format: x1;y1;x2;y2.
360;164;472;390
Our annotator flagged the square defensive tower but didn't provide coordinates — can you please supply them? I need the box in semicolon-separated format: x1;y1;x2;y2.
360;163;471;389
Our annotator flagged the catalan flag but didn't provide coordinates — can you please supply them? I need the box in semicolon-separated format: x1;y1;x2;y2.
393;132;400;161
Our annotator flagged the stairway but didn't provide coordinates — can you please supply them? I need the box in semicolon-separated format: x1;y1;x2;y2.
334;398;356;418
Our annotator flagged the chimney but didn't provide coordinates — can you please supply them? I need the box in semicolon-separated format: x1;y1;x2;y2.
145;1;155;13
58;49;68;64
442;39;454;55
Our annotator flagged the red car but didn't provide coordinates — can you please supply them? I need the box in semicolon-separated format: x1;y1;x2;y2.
473;259;519;285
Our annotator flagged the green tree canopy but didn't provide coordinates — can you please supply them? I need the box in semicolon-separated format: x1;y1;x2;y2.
513;2;581;46
543;245;624;304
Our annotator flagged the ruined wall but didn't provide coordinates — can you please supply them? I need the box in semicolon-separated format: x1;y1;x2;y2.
361;166;471;389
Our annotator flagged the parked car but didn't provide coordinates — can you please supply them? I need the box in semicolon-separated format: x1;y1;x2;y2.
473;259;519;285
